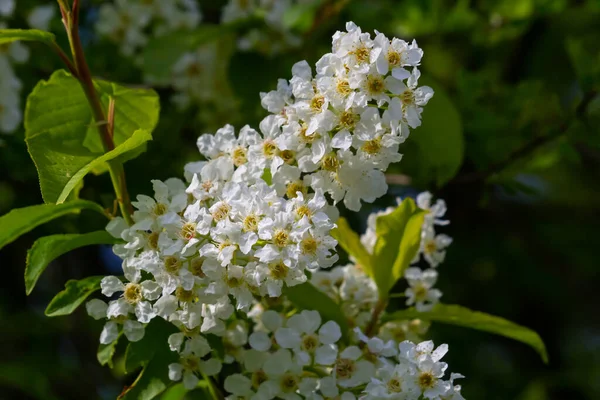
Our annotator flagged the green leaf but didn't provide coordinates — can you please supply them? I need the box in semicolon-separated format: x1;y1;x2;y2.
122;319;179;400
372;198;425;296
45;275;104;317
394;77;464;187
0;29;55;45
331;218;373;278
98;333;121;368
0;200;106;251
383;304;549;363
25;70;159;203
284;282;350;342
25;231;120;295
57;130;152;203
160;384;188;400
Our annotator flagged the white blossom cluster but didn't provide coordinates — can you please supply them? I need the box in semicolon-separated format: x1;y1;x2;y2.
258;22;433;211
0;2;55;135
84;21;464;398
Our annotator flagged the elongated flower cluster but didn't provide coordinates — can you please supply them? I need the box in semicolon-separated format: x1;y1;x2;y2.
258;22;433;211
86;22;464;399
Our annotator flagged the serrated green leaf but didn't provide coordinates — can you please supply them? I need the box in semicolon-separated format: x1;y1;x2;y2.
372;198;425;296
24;70;159;203
331;218;373;278
57;130;152;203
0;200;106;251
45;275;103;317
383;304;548;363
0;29;55;45
284;282;350;342
25;231;120;295
121;319;179;400
394;77;464;187
98;333;121;368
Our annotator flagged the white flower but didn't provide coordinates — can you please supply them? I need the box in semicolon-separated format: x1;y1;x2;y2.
404;268;442;312
101;275;159;323
0;0;15;17
275;310;342;366
334;346;375;388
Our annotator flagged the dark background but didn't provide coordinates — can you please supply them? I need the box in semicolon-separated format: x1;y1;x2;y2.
1;0;599;399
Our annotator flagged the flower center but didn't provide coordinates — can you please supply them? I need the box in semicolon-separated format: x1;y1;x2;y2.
176;287;196;303
286;181;306;199
226;275;243;288
367;75;386;95
322;153;340;172
362;137;382;155
299;125;318;143
123;283;142;305
147;231;159;249
232;146;247;166
263;139;278;158
413;284;428;301
180;222;197;241
189;258;205;277
401;89;415;105
353;44;370;63
273;229;290;248
252;370;268;388
164;256;182;274
153;203;167;216
387;377;403;392
310;94;325;112
339;110;358;130
295;204;312;220
336;79;352;95
424;239;437;255
335;358;356;379
212;202;231;222
243;214;260;232
278;149;296;165
181;355;200;371
269;261;289;280
301;236;318;255
280;373;299;393
387;50;402;67
301;334;319;352
418;372;436;389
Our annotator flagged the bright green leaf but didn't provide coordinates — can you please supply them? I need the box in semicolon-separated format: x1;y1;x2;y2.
331;218;373;278
25;70;159;203
383;304;549;363
25;231;120;295
57;130;152;203
372;198;425;296
160;384;188;400
0;200;106;251
45;275;104;317
282;2;321;32
0;29;55;45
98;333;121;368
284;282;350;341
394;77;464;187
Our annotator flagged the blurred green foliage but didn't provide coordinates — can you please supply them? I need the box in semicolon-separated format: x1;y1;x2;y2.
1;0;599;399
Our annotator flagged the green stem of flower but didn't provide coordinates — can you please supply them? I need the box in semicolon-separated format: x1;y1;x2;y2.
201;373;224;400
59;0;134;225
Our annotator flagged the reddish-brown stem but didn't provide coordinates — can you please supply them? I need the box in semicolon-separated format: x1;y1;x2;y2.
365;297;388;337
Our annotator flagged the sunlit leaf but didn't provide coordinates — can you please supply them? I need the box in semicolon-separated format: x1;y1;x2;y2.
25;231;120;295
45;275;104;317
383;304;548;363
0;200;106;251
